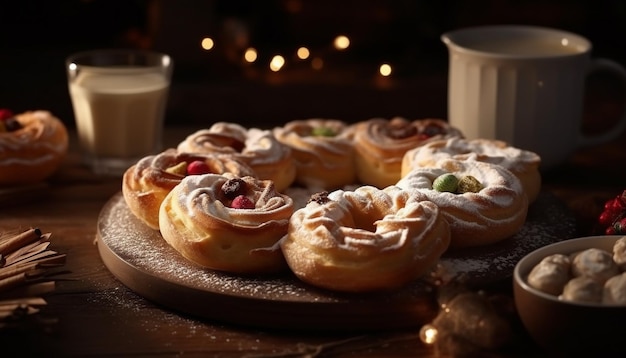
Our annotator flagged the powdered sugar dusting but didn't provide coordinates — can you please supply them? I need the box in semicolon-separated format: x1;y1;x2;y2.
97;190;574;314
100;195;317;301
439;191;576;285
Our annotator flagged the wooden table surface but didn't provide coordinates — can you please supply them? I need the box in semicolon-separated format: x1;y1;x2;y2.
1;126;625;357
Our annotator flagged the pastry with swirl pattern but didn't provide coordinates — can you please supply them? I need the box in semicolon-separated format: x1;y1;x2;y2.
352;117;463;188
280;185;451;292
176;122;296;192
401;137;541;203
122;148;256;229
273;119;356;190
159;173;294;274
396;158;528;249
0;110;68;186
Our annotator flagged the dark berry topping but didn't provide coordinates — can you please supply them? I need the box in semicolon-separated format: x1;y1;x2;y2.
3;117;22;132
308;191;331;205
418;123;446;139
221;178;247;200
384;123;418;139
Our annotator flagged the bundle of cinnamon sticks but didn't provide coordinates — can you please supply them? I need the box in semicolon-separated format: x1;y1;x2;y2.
0;228;66;330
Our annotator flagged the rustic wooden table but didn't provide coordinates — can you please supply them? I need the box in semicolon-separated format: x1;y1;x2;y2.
1;126;625;357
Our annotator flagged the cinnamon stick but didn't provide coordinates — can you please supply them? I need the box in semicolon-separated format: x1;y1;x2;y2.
0;297;47;306
0;261;38;281
0;228;42;257
0;272;30;292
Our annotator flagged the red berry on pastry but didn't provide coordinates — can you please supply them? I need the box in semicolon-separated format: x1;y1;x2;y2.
231;195;255;209
187;160;211;175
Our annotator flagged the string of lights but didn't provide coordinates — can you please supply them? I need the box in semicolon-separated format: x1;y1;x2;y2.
200;33;393;78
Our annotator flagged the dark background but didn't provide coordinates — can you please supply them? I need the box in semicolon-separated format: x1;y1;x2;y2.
2;0;626;129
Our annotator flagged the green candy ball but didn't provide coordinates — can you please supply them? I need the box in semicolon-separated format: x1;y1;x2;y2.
433;173;459;192
311;127;335;137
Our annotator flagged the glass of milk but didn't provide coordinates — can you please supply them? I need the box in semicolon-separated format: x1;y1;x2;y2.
66;49;173;176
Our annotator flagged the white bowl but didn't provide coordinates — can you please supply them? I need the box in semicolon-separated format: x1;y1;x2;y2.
513;235;626;354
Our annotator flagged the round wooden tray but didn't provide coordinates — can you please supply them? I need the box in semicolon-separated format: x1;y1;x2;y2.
96;191;575;332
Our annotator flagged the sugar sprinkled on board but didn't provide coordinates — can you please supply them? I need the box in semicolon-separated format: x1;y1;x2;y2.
98;191;576;307
438;192;576;285
99;194;356;303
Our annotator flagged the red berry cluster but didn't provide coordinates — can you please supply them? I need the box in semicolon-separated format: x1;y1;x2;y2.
598;190;626;235
220;178;255;209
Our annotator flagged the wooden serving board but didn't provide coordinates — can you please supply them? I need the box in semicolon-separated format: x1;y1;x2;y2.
96;191;575;332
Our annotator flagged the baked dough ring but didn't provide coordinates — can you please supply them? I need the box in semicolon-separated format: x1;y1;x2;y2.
280;185;451;292
352;117;463;188
273;119;356;190
122;148;256;229
159;173;294;274
0;110;68;186
402;137;541;203
396;158;528;249
177;122;296;192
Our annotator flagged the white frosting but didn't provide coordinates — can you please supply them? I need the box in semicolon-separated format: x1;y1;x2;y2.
273;119;356;189
176;173;292;227
273;119;354;169
403;137;540;173
282;185;450;291
396;158;528;248
177;122;290;166
176;122;295;190
242;128;291;166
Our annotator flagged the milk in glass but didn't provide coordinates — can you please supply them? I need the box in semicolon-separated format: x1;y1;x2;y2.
69;67;168;157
